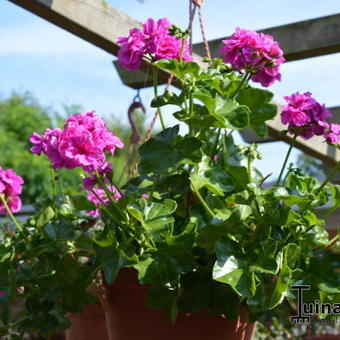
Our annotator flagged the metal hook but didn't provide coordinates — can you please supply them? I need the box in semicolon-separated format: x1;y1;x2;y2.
133;89;142;103
128;90;146;144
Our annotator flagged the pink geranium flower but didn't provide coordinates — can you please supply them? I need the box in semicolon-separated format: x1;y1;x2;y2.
220;28;285;87
117;18;193;71
30;112;124;173
281;92;333;141
319;122;340;144
0;167;24;215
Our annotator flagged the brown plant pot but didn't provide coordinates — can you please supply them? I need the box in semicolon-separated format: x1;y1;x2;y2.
65;304;108;340
66;269;256;340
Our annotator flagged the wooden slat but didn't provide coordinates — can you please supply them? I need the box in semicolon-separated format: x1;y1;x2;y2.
9;0;140;56
8;0;203;87
193;13;340;62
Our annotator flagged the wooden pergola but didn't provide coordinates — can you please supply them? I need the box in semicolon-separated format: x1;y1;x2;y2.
7;0;340;168
2;0;338;247
8;0;340;168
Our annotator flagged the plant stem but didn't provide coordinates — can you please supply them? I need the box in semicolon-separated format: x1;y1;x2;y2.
190;180;214;218
301;162;340;214
247;156;253;184
50;168;56;199
314;162;339;196
276;135;297;186
247;156;262;215
153;67;166;130
90;189;120;224
95;172;125;221
232;72;251;99
313;233;340;252
189;92;194;137
148;174;160;204
179;39;185;63
227;72;252;137
0;194;23;233
95;171;121;197
212;128;222;157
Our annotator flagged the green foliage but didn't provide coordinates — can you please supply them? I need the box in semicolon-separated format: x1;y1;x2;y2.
139;125;201;174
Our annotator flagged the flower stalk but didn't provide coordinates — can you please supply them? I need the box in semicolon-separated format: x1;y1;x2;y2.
301;162;340;214
153;67;166;130
276;135;297;186
0;194;23;233
190;180;214;218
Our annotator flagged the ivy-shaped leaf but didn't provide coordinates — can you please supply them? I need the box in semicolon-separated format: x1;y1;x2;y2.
213;239;256;297
139;125;201;174
237;87;278;138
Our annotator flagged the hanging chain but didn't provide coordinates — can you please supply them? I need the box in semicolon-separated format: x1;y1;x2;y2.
197;3;212;60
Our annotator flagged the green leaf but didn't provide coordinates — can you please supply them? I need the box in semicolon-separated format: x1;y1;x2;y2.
155;233;196;284
146;284;178;318
154;59;180;76
249;240;282;275
95;247;131;285
329;183;340;207
213;239;256;297
237;87;278;138
193;91;249;130
44;221;75;240
190;157;235;196
71;194;96;211
36;206;55;229
59;204;73;216
142;199;177;241
139;125;201;174
214;95;250;129
154;59;202;81
197;205;251;248
270;243;298;308
127;204;143;222
151;91;183;108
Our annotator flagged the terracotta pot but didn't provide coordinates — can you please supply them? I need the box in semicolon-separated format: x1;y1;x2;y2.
103;269;256;340
65;304;108;340
66;269;255;340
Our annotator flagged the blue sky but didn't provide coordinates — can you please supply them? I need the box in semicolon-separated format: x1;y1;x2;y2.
1;0;340;175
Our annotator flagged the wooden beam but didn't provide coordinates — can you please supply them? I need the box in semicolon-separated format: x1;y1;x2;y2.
9;0;141;56
193;13;340;62
8;0;203;88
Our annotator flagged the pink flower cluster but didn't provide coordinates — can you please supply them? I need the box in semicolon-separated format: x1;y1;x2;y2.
30;111;124;172
281;92;340;144
86;186;121;217
220;28;285;87
117;18;193;70
0;167;24;215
